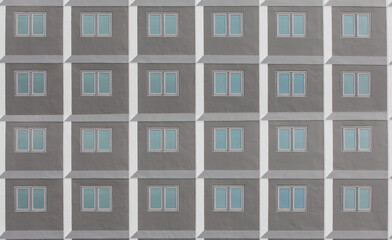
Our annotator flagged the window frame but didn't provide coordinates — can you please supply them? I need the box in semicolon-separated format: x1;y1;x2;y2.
81;186;112;212
148;185;179;212
14;71;47;97
147;12;178;37
147;71;179;96
213;127;244;152
276;12;306;38
276;71;307;97
14;186;47;212
213;71;244;96
15;128;47;153
15;12;46;37
213;185;244;212
277;186;307;212
341;13;371;38
277;127;307;152
81;71;113;96
213;12;243;37
147;128;179;152
342;186;372;212
80;128;113;153
342;127;372;152
342;72;371;97
81;12;112;37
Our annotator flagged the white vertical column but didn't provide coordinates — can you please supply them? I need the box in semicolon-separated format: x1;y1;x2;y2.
0;3;5;237
387;3;392;239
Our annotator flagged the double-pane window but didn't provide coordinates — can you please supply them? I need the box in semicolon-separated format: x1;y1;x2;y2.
213;71;243;96
278;127;307;152
148;71;178;96
148;13;178;36
342;72;370;97
213;13;243;36
81;186;112;212
81;128;112;152
15;71;46;96
213;128;243;152
82;13;112;37
82;71;112;96
214;186;243;211
15;186;46;212
149;186;179;211
343;186;371;211
342;13;370;37
277;12;306;37
148;128;179;152
15;12;46;37
343;127;371;152
276;72;306;96
277;186;307;212
15;128;46;152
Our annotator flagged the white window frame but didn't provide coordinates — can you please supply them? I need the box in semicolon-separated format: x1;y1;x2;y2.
342;72;371;97
81;12;112;37
213;12;243;37
14;71;47;96
80;128;112;153
213;71;244;96
213;127;244;152
15;186;47;212
15;12;46;37
213;185;244;212
148;71;179;96
341;13;371;38
147;12;178;37
277;186;307;212
147;128;179;152
342;127;372;152
81;186;112;212
342;186;372;212
81;71;112;96
276;12;306;37
15;128;46;153
148;186;179;212
277;127;307;152
276;71;307;97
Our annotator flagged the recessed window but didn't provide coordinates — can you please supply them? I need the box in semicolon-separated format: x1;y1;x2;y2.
213;71;243;96
81;186;112;212
276;71;306;97
148;13;178;37
343;186;371;212
148;128;179;152
15;71;46;96
214;185;244;211
148;71;179;96
81;71;112;96
15;128;46;153
81;13;112;37
213;127;243;152
15;12;46;37
342;72;370;97
81;128;112;152
277;127;307;152
343;127;371;152
342;13;370;38
148;186;179;211
277;12;306;37
277;186;307;212
15;186;46;212
213;12;243;37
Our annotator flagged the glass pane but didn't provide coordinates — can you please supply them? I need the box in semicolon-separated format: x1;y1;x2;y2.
32;129;44;150
17;188;29;209
278;188;290;209
17;73;29;94
98;73;110;94
278;129;290;150
32;14;44;35
293;129;305;150
33;73;44;94
164;14;176;35
83;14;95;35
98;14;110;35
164;73;177;94
165;187;177;209
33;188;44;209
344;129;356;150
294;188;305;209
164;129;177;150
359;188;370;210
98;129;110;150
17;14;29;35
278;14;289;35
230;187;242;209
149;130;161;150
215;187;227;209
344;188;356;210
214;14;226;35
229;14;241;35
343;15;355;36
149;73;161;94
359;129;370;150
293;14;304;35
293;73;305;94
83;73;95;94
215;73;227;94
215;129;227;150
343;74;355;95
150;187;162;209
230;73;242;94
358;15;369;36
358;74;369;95
230;129;242;150
149;14;161;35
83;188;95;209
83;130;95;150
278;73;290;94
98;188;110;209
17;129;29;150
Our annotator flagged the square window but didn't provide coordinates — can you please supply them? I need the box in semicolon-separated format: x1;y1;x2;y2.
149;186;179;211
277;72;306;97
82;186;112;212
277;12;306;37
342;13;371;37
15;12;46;37
213;127;243;152
277;127;307;152
342;127;371;152
213;71;243;96
148;71;178;96
342;72;371;97
148;13;178;37
343;186;372;212
81;13;112;37
213;13;243;37
148;128;179;152
277;186;307;212
15;128;46;153
82;71;112;96
214;186;243;211
15;186;46;212
81;128;112;153
15;71;47;96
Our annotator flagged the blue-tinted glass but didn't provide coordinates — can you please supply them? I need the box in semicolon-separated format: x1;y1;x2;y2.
98;129;110;150
33;73;44;94
83;130;95;150
83;73;95;94
358;74;369;95
278;73;290;94
164;130;177;150
165;188;177;209
229;14;241;35
98;14;110;35
343;74;355;95
359;129;370;150
165;73;177;94
343;15;355;36
278;129;290;150
33;188;44;209
214;14;226;35
278;14;289;35
17;129;29;150
215;129;227;150
278;188;290;209
149;130;161;150
230;129;242;150
294;188;305;209
359;188;370;210
17;14;29;35
164;14;176;35
358;15;369;36
32;129;44;150
17;73;29;94
293;73;305;94
293;129;305;150
150;188;162;209
293;14;304;35
32;14;44;35
83;188;95;209
98;73;110;94
344;188;356;210
17;188;29;209
149;73;161;94
230;73;242;94
99;188;110;209
230;188;242;209
344;129;356;150
215;73;227;94
83;14;95;35
215;188;226;209
149;14;161;35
